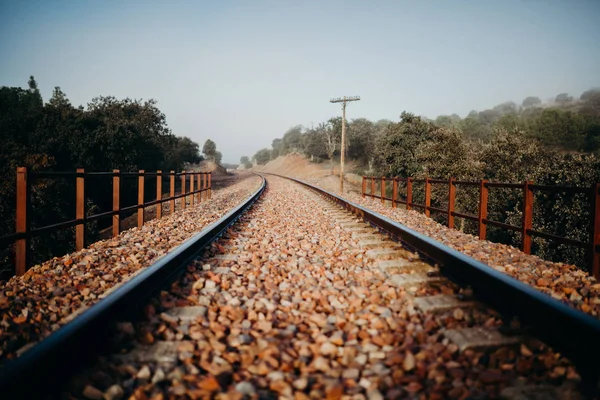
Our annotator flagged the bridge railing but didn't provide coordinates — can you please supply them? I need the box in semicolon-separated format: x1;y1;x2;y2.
0;168;212;277
361;176;600;279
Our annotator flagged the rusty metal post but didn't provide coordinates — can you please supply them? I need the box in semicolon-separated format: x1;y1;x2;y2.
196;172;202;203
112;169;120;237
190;171;195;206
76;168;85;250
137;170;145;228
448;178;456;229
478;179;489;240
208;173;212;199
169;171;175;215
180;171;186;210
406;178;413;210
371;177;375;198
362;177;366;198
425;178;431;217
590;183;600;279
203;173;208;200
15;167;28;276
522;181;534;254
392;178;398;208
381;177;385;204
156;171;162;220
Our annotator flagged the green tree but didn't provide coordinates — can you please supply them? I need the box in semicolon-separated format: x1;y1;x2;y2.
240;156;252;168
281;125;304;154
202;139;217;161
271;138;283;159
555;93;573;105
374;112;435;177
522;96;542;108
253;148;271;165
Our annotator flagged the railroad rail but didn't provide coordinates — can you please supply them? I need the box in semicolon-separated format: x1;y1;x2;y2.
0;174;598;398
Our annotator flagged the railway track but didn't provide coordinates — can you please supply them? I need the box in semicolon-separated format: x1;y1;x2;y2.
1;175;599;399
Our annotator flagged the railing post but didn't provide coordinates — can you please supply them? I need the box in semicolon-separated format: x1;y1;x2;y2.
137;170;145;228
196;172;202;203
392;178;398;208
371;177;375;198
425;177;431;217
156;170;162;220
112;169;120;238
208;173;212;199
590;183;600;279
406;178;413;210
448;178;456;229
522;181;534;254
169;171;175;215
362;177;366;198
190;171;195;206
180;171;186;210
76;168;85;251
15;167;28;276
203;173;208;200
478;179;488;240
381;177;385;204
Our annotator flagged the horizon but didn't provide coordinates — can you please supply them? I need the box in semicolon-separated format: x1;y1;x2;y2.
1;0;599;163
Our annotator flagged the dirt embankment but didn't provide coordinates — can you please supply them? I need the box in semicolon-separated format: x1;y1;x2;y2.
251;153;363;194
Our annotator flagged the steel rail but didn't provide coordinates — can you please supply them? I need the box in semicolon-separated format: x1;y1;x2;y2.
0;175;266;399
267;173;600;383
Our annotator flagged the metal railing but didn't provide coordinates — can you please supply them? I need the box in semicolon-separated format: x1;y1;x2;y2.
362;176;600;279
1;168;212;277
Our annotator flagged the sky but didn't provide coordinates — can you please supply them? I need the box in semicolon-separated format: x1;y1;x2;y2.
1;1;599;164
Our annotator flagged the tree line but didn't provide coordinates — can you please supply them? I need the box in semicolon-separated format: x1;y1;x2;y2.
244;88;600;270
0;77;203;277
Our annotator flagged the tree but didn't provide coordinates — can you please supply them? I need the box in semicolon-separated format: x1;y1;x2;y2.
580;88;600;102
347;118;376;166
493;101;518;116
478;109;501;125
522;96;542;108
374;112;435;177
434;114;461;127
214;151;222;164
165;136;202;167
302;126;328;161
48;87;71;108
240;156;252;168
202;139;217;161
323;122;339;173
253;148;271;165
281;125;304;154
555;93;573;105
271;138;282;159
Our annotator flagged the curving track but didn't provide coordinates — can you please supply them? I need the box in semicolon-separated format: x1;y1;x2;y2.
1;175;599;399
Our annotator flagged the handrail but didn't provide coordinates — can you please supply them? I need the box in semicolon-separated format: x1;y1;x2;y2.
3;168;213;277
361;175;600;279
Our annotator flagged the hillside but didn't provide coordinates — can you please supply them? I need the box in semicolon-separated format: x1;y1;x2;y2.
187;160;229;177
252;153;364;194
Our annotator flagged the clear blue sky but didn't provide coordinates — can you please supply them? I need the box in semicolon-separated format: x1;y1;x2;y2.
1;0;599;163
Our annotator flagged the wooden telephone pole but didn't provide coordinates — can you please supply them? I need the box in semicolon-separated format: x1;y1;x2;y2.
330;95;360;193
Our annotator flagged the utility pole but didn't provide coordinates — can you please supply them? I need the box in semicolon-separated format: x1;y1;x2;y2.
330;95;360;193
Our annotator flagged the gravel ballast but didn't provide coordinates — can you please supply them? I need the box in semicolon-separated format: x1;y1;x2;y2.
66;177;581;399
305;176;600;319
0;174;262;362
